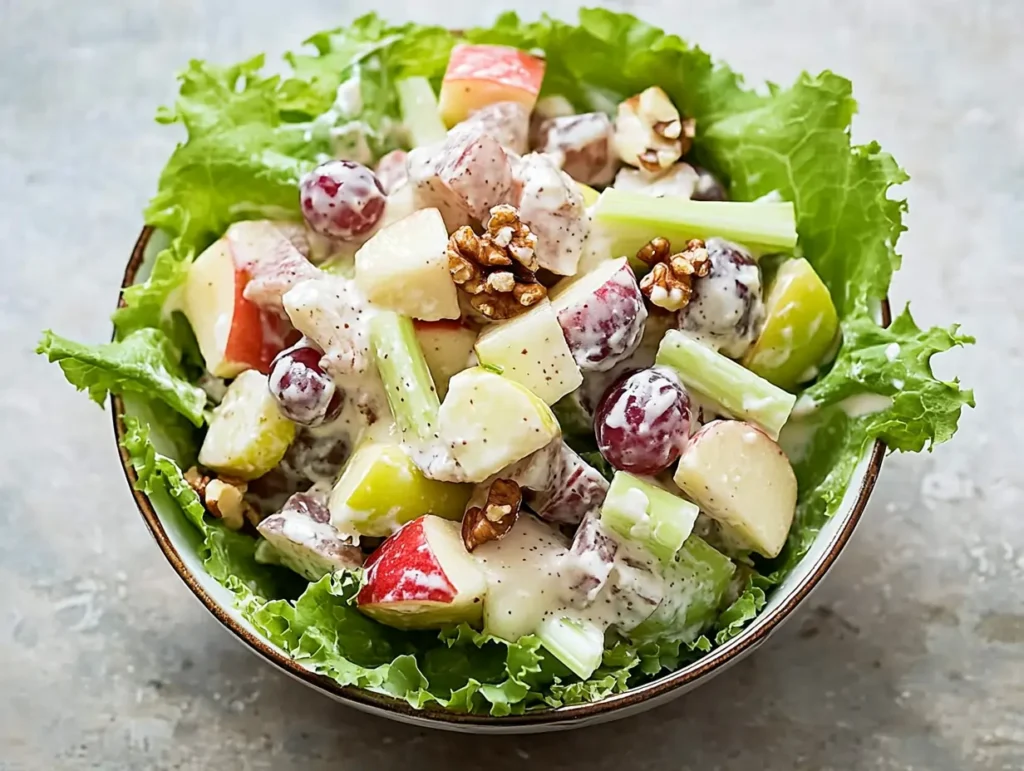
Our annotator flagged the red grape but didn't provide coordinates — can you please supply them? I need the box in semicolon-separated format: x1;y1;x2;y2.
299;160;386;240
678;238;764;359
267;340;344;427
594;367;692;475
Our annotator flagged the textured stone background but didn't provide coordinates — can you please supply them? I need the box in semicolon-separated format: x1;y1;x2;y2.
2;0;1020;768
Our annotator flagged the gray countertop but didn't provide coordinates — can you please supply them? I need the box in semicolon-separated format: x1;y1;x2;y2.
2;1;1020;768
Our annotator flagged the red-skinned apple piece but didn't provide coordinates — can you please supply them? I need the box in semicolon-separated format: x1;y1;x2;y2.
525;444;609;526
226;220;322;312
439;44;546;127
549;257;648;372
182;237;296;378
356;515;487;629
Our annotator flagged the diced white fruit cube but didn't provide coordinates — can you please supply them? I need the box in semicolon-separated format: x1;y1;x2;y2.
437;368;560;483
473;300;582;405
471;514;569;641
354;208;460;321
673;420;797;558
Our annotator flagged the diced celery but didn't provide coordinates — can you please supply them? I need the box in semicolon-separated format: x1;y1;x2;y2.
656;330;796;438
592;189;797;257
397;77;448;148
600;472;699;564
628;535;736;645
536;616;605;680
370;311;440;442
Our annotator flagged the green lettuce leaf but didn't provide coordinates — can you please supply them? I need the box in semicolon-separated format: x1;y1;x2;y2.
800;307;975;452
111;241;193;338
714;582;768;645
37;329;207;426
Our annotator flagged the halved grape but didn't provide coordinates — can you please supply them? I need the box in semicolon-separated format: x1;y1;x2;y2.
594;367;692;475
300;160;386;240
267;340;344;427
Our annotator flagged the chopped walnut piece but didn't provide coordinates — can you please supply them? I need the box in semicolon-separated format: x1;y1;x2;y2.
185;466;257;531
447;206;546;320
462;479;523;552
613;87;693;174
637;238;711;312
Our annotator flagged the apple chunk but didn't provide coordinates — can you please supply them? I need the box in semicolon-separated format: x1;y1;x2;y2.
354;208;460;321
673;420;797;558
549;257;648;372
437;368;561;483
439;44;546;127
357;516;487;629
328;440;473;537
414;319;478;400
198;369;296;480
473;299;582;405
471;514;568;641
182;238;294;378
742;258;840;389
257;493;363;581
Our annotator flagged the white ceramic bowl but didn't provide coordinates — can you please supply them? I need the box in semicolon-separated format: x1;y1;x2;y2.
114;227;887;733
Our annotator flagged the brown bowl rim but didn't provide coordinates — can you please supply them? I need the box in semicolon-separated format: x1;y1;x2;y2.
112;224;888;728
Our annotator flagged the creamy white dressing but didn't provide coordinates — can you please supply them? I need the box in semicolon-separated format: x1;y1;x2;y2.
838;393;894;418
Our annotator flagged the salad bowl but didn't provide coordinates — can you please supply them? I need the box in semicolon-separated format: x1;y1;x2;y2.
113;228;888;733
35;8;972;735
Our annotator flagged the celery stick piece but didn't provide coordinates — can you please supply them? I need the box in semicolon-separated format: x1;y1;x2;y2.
370;311;440;442
600;472;699;564
656;330;796;438
536;616;605;680
592;189;797;256
628;535;736;645
397;77;448;148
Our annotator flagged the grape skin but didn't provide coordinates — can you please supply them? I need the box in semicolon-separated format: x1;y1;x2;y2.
678;238;765;359
299;160;386;240
594;367;692;475
267;340;344;428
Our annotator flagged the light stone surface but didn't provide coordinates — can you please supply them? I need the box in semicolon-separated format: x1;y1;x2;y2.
2;0;1020;768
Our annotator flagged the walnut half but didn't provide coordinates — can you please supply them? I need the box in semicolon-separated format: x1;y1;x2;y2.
447;205;546;320
636;237;710;312
462;479;523;552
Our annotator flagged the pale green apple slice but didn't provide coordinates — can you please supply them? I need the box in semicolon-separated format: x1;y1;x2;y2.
198;370;296;480
673;420;797;558
473;299;582;405
328;440;473;537
437;368;560;482
742;258;839;389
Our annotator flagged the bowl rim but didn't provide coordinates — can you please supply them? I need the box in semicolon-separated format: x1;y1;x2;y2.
112;224;888;728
